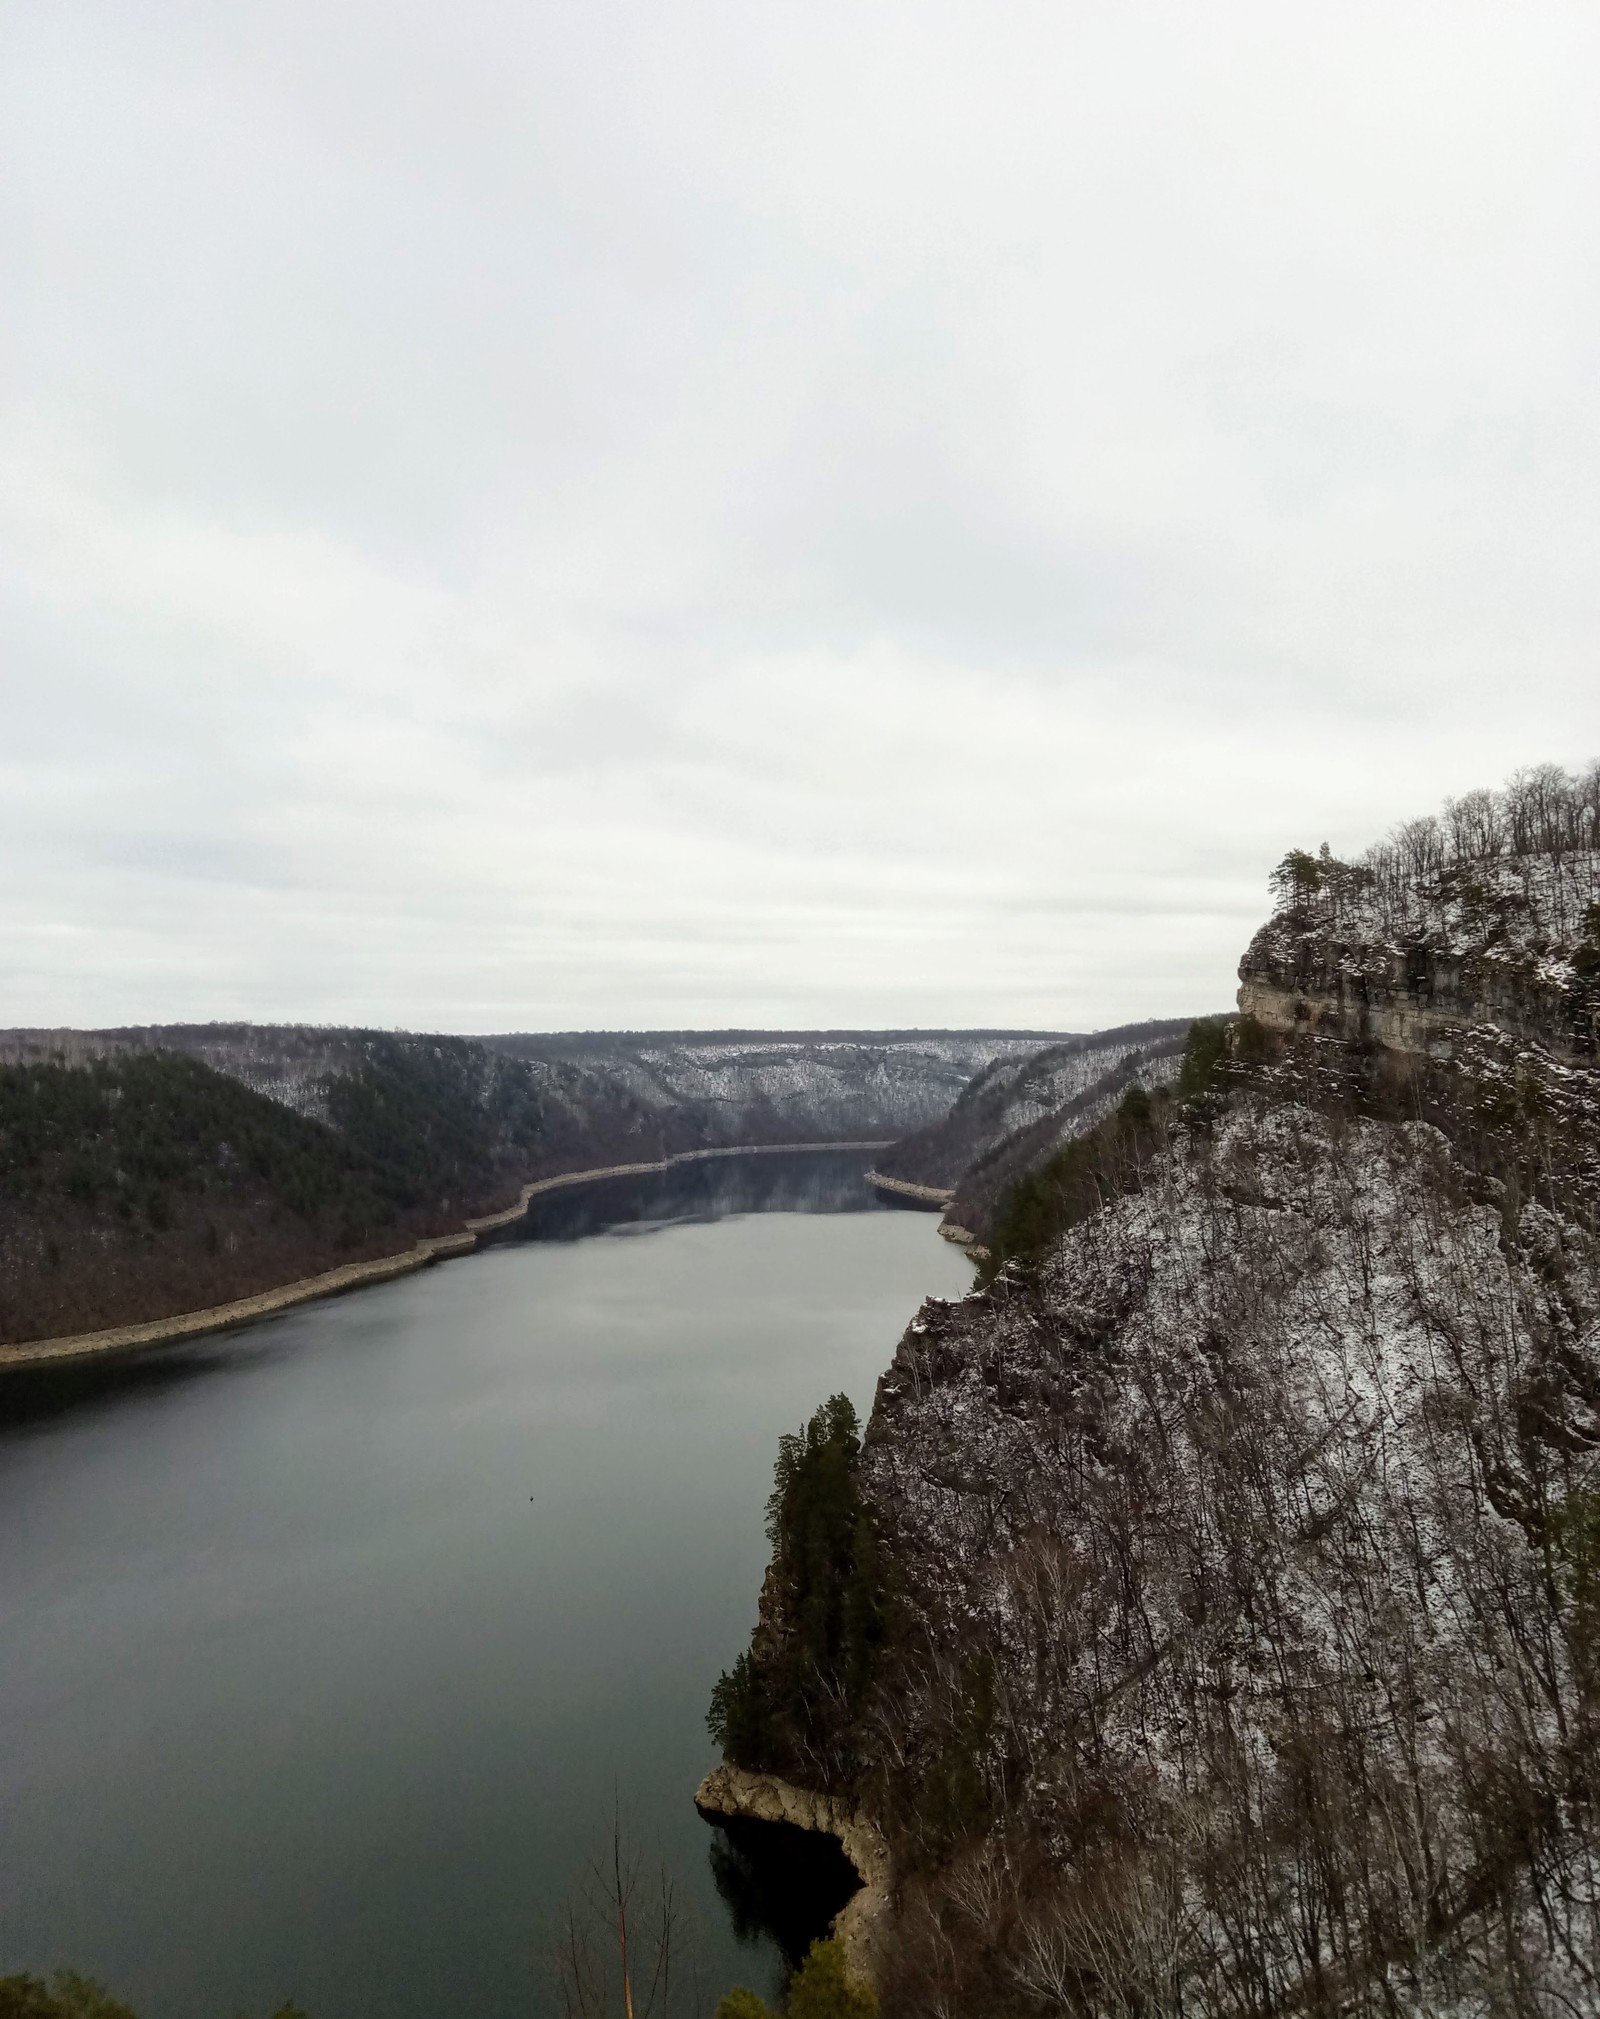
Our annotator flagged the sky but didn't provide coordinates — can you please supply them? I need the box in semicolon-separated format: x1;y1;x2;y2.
3;2;1598;1035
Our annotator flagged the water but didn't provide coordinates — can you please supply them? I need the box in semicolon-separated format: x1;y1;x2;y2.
0;1152;970;2018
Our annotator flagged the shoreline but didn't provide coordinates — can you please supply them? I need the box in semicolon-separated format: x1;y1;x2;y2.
0;1139;893;1373
694;1763;891;1988
863;1168;955;1206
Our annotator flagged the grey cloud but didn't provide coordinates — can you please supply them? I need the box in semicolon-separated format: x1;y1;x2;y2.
2;0;1597;1031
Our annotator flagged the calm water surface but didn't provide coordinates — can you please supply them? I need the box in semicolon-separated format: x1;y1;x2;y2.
0;1153;971;2018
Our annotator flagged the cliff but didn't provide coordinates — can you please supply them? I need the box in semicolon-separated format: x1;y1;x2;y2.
871;1020;1194;1196
710;764;1600;2018
1237;780;1600;1067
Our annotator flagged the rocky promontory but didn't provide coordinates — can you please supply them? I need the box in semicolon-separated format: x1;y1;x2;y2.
704;763;1600;2019
695;1764;892;1983
1238;775;1600;1065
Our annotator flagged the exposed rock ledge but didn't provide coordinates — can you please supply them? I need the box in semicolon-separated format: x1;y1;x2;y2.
694;1764;891;1986
864;1169;955;1205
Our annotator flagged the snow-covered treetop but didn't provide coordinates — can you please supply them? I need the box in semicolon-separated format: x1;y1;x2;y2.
1265;761;1600;958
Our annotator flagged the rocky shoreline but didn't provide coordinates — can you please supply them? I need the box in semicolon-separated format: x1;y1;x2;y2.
694;1763;892;1986
864;1169;955;1205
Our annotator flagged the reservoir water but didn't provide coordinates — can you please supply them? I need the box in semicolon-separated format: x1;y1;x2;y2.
0;1151;971;2017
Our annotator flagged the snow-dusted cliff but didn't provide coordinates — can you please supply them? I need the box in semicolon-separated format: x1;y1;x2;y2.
855;1093;1599;2015
712;767;1600;2018
871;1020;1195;1203
490;1029;1067;1152
1239;767;1600;1065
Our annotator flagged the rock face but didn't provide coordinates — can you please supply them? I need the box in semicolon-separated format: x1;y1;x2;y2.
859;1099;1599;2017
695;1764;892;1982
713;770;1600;2018
870;1018;1200;1246
1237;838;1600;1066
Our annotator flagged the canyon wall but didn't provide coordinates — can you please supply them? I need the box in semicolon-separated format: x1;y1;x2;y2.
710;771;1600;2018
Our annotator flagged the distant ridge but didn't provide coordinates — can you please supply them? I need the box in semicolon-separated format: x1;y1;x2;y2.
0;1023;1073;1350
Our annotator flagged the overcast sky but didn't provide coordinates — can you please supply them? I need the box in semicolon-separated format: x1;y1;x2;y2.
3;2;1597;1034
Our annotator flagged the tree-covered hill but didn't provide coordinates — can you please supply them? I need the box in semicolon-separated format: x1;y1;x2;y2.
0;1032;605;1344
2;1049;370;1342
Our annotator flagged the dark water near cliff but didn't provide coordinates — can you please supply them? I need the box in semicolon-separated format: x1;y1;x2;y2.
0;1152;969;2018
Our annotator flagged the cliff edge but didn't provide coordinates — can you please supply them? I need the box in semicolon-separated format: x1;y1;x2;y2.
705;763;1600;2019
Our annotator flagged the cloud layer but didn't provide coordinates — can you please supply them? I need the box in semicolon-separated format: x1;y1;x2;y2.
4;1;1597;1030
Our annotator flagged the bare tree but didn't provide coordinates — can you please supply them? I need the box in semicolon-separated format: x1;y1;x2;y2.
549;1805;701;2019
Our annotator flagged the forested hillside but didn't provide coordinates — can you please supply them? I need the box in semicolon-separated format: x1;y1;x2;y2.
708;764;1600;2019
486;1029;1070;1147
0;1036;554;1343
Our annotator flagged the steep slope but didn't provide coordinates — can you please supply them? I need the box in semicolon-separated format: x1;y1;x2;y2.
707;763;1600;2018
487;1029;1070;1148
1;1025;1065;1153
854;1096;1599;2016
0;1051;415;1343
869;1020;1195;1214
940;1024;1201;1245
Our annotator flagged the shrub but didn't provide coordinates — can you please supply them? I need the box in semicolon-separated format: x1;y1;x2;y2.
786;1940;878;2019
713;1990;774;2019
713;1940;877;2019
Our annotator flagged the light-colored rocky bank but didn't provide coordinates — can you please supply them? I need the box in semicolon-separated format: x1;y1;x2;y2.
0;1141;893;1372
694;1763;891;1987
863;1169;954;1205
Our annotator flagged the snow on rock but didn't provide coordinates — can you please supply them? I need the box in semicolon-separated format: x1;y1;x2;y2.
856;1095;1600;2010
874;1018;1198;1204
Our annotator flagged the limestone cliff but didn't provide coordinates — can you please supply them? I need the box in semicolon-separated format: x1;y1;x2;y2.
1237;786;1600;1066
711;765;1600;2019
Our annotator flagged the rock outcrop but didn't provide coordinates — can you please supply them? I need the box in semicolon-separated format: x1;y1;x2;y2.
695;1764;893;1983
709;766;1600;2018
1238;829;1600;1067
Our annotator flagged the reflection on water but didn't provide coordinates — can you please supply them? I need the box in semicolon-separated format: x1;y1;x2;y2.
0;1335;271;1431
707;1817;862;1970
511;1149;895;1244
0;1151;972;2019
0;1155;911;1433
